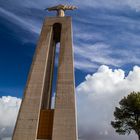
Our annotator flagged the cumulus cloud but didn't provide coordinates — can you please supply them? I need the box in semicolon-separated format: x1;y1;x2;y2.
0;96;21;140
76;65;140;140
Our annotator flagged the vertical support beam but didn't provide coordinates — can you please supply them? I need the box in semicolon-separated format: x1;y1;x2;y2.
52;17;77;140
41;38;56;109
12;19;54;140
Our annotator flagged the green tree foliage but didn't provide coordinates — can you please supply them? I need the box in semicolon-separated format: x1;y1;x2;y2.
111;92;140;140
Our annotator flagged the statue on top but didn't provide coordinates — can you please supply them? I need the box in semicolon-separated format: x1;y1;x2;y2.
46;4;77;17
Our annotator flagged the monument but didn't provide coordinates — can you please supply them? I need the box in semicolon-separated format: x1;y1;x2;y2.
12;4;78;140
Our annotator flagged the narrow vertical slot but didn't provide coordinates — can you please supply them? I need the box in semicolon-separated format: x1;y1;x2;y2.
41;23;62;110
51;42;60;109
50;23;62;109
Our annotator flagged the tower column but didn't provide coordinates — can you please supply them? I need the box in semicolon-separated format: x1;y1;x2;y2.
12;5;78;140
52;17;77;140
12;22;54;140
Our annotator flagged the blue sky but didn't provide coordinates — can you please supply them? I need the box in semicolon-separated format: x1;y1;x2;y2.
1;0;140;140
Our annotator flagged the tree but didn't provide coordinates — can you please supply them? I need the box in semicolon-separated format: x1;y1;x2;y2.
111;92;140;140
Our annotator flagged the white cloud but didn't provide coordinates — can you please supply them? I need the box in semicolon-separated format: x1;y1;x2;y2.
76;65;140;140
0;96;21;140
1;0;140;37
0;7;40;34
125;0;140;11
74;43;123;71
2;0;140;11
2;137;11;140
74;59;99;72
74;39;140;71
75;0;140;11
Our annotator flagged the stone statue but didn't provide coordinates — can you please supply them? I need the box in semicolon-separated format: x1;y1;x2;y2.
46;4;77;17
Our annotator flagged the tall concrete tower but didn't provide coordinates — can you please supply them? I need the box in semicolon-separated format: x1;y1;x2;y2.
12;4;78;140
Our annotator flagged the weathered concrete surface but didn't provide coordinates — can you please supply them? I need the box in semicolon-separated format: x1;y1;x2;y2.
12;19;54;140
52;17;77;140
12;16;77;140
